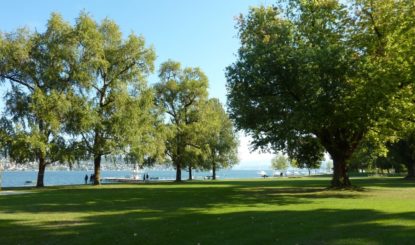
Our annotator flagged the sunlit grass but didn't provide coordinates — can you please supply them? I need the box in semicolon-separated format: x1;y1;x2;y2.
1;177;415;244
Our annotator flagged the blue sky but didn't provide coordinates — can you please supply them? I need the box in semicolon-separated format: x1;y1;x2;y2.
1;0;275;169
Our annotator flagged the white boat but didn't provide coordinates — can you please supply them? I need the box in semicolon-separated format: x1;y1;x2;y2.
259;170;268;178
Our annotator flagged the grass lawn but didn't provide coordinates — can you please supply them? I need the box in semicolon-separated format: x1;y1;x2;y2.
1;177;415;245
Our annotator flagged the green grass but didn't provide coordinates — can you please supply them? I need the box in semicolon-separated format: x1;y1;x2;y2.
1;177;415;245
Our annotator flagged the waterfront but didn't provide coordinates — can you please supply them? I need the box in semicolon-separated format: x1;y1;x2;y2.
0;169;327;187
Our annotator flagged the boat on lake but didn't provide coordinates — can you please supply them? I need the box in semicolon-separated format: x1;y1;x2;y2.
259;170;268;178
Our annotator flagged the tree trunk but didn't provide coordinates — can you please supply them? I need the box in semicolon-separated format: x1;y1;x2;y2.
331;156;351;188
36;155;47;187
317;129;363;188
175;162;182;182
93;154;101;185
188;165;192;180
308;168;311;176
212;162;216;180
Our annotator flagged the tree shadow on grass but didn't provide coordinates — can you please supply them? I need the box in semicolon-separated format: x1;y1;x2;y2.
0;181;363;214
0;179;414;244
1;208;415;245
351;177;415;188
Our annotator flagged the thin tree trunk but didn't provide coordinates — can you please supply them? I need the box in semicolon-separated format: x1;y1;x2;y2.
175;162;182;182
93;154;101;185
331;156;351;188
36;154;47;187
212;162;216;180
188;165;192;180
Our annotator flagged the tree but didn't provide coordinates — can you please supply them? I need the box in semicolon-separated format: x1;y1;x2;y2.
155;60;208;181
226;0;412;187
271;155;289;173
288;136;324;175
124;113;167;170
199;98;238;180
0;118;12;191
0;14;80;187
67;14;157;185
385;132;415;179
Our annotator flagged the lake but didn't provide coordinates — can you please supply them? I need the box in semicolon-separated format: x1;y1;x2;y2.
0;169;327;187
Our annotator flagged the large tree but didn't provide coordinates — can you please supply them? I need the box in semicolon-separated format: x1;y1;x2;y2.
155;60;208;181
226;0;412;187
0;14;79;187
67;14;156;185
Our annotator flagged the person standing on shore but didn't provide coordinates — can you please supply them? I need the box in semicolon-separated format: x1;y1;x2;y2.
84;174;88;185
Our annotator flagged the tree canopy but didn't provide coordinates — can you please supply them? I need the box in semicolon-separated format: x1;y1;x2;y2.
0;14;80;186
66;13;157;185
155;60;209;181
226;0;415;187
271;155;289;172
198;98;239;179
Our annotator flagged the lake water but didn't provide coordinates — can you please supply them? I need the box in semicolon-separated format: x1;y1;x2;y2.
0;169;263;187
0;169;327;187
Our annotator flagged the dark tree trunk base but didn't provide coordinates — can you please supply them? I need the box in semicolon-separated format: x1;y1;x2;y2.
330;154;352;188
36;157;47;188
330;176;352;188
93;154;101;185
175;163;182;182
212;163;216;180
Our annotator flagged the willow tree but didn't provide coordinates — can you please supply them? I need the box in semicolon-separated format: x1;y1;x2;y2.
155;60;208;181
0;118;12;191
124;111;167;170
67;14;156;185
0;14;79;187
198;98;238;180
226;0;411;187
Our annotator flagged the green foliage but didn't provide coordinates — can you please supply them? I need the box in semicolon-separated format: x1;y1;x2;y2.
65;13;158;184
0;117;12;157
0;12;161;185
155;60;209;181
271;155;289;171
124;111;167;168
380;131;415;177
0;13;80;186
226;0;415;187
287;135;324;172
198;99;239;175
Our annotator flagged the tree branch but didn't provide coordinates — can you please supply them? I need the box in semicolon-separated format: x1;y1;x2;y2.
1;75;35;91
